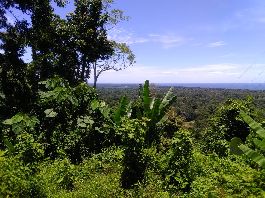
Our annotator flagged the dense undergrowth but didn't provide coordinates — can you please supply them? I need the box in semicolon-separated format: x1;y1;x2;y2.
1;0;265;196
1;78;265;197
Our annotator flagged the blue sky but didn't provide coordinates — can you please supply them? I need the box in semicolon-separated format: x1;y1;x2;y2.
99;0;265;83
5;0;265;83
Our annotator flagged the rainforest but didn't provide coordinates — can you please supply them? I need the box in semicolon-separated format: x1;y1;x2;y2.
1;0;265;197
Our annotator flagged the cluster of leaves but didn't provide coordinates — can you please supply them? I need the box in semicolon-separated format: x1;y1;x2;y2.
1;77;118;164
201;98;256;156
111;80;196;191
231;111;265;169
1;0;265;197
0;0;135;122
1;78;265;196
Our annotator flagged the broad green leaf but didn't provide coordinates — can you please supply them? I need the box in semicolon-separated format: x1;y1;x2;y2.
3;118;13;125
150;98;161;122
3;137;15;153
253;138;265;151
3;114;23;125
91;100;100;110
44;109;58;118
159;87;176;114
12;114;24;123
12;125;24;134
149;97;155;110
240;111;265;139
230;137;244;155
143;80;151;114
114;96;129;124
157;114;169;126
239;144;265;169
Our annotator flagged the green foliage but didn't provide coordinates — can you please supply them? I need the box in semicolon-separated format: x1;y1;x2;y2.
202;98;254;156
157;129;194;192
113;96;131;125
118;117;149;188
112;81;177;188
15;132;45;164
188;153;265;197
34;147;127;198
1;113;39;154
231;111;265;169
38;77;116;162
0;155;45;197
3;113;39;135
38;158;76;192
115;80;176;145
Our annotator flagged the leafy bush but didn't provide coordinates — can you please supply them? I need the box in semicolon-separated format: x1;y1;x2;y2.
0;152;45;197
157;129;194;192
15;132;45;164
202;98;254;156
231;111;265;169
113;80;177;188
188;153;265;197
118;117;149;188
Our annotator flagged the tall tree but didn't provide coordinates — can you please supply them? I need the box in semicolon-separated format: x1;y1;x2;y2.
0;0;134;115
92;42;135;88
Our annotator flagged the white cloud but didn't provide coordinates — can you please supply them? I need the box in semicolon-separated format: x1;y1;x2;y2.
148;34;186;48
208;41;226;48
108;28;149;45
107;28;188;48
89;63;265;84
234;5;265;26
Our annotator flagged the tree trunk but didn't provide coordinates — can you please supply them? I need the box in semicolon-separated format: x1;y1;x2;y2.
93;62;97;88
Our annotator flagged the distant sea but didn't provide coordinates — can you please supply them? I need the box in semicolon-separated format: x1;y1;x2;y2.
97;83;265;90
159;83;265;90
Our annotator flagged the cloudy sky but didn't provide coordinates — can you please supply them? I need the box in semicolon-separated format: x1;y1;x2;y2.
6;0;265;83
98;0;265;83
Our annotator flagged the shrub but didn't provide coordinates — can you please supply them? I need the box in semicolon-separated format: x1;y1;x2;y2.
0;152;45;197
202;98;254;156
188;153;265;197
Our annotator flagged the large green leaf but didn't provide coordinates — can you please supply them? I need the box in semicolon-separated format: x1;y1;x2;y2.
230;137;244;155
150;98;161;122
113;96;130;124
2;137;15;153
253;138;265;151
3;114;23;125
142;80;151;115
159;87;176;114
240;111;265;139
44;108;58;118
239;144;265;169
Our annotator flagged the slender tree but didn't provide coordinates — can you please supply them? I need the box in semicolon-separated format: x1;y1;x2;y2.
92;42;135;88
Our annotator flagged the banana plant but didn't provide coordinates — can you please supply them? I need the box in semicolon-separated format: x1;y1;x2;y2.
230;111;265;169
133;80;176;124
113;80;176;145
113;96;131;125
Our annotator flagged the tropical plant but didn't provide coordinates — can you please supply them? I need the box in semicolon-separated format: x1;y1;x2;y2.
202;98;254;156
114;80;176;145
113;80;177;188
231;111;265;169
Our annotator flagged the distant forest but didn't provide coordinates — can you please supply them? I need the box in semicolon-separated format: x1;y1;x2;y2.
1;0;265;197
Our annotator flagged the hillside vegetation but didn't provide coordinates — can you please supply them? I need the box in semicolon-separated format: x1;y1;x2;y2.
1;79;265;197
1;0;265;197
